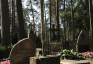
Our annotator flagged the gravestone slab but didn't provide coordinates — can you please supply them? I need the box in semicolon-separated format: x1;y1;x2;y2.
76;29;89;52
9;38;36;64
30;55;60;64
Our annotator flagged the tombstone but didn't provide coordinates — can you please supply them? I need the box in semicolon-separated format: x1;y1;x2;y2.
76;29;89;52
9;38;36;64
28;23;36;44
28;30;36;44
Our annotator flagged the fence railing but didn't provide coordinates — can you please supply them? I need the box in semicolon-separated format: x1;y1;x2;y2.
46;41;62;55
62;41;76;50
45;39;93;55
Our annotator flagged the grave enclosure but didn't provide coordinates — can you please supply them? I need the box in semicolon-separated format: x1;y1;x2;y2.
45;29;90;55
0;0;93;63
8;38;61;64
27;24;90;56
5;29;92;64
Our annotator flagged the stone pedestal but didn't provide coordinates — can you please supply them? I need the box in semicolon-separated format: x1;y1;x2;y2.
30;55;60;64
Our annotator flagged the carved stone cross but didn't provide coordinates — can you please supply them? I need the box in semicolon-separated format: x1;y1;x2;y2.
49;24;58;37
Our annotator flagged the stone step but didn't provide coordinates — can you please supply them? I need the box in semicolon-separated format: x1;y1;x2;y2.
60;60;91;64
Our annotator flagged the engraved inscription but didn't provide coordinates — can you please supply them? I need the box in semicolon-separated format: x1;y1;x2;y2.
16;44;32;57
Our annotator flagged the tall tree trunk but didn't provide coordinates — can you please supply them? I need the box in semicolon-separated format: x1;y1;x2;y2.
55;0;57;29
66;0;69;41
0;0;1;44
40;0;45;56
45;12;47;42
67;21;69;41
12;0;13;38
49;0;51;42
89;0;93;39
55;0;57;35
71;0;75;41
64;0;66;41
44;4;47;43
31;3;35;31
1;0;10;46
56;0;60;41
12;0;15;39
16;0;25;40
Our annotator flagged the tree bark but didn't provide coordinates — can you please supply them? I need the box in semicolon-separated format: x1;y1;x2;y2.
89;0;93;39
56;0;60;41
55;0;57;29
67;21;69;41
40;0;45;56
64;0;66;41
71;0;75;41
31;3;35;31
1;0;10;46
12;0;15;38
16;0;25;40
66;0;69;41
49;0;51;42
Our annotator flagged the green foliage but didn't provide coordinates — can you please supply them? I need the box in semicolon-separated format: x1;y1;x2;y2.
57;49;85;59
0;44;13;59
58;0;90;40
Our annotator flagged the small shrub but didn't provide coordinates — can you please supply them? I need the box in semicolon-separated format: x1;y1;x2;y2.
0;44;13;59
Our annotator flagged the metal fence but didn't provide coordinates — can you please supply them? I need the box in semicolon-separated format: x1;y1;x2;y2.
44;39;93;55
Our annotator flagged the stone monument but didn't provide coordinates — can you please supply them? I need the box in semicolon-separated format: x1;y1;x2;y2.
76;29;89;52
9;38;36;64
28;24;36;43
49;24;58;41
